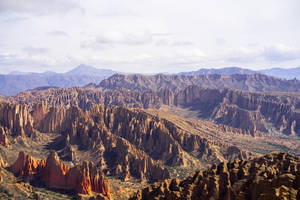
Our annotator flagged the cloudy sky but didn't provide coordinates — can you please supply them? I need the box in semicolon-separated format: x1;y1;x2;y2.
0;0;300;73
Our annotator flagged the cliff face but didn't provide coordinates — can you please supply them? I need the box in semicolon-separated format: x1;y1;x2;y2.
96;74;300;136
11;151;40;179
67;160;110;196
172;85;300;136
0;125;9;146
10;151;111;199
0;103;34;137
131;152;300;200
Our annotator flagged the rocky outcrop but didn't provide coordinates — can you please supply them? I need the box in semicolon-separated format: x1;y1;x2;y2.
40;151;70;189
0;125;9;146
10;151;111;199
131;152;300;200
0;103;34;137
101;132;170;181
11;151;40;179
67;160;110;197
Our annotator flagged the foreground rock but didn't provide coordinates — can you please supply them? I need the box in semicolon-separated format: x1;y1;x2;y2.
130;152;300;200
11;151;111;199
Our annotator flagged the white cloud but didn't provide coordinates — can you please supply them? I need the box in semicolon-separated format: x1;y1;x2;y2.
262;44;300;62
47;30;69;37
81;31;154;49
23;46;49;55
0;0;300;73
0;0;82;15
226;44;300;64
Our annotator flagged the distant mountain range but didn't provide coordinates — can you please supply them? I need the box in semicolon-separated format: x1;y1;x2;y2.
178;66;300;79
1;65;300;95
65;64;115;77
0;64;116;95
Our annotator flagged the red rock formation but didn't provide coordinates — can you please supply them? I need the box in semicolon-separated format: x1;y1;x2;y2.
0;102;34;137
10;151;111;199
67;161;110;197
11;151;39;178
41;151;70;189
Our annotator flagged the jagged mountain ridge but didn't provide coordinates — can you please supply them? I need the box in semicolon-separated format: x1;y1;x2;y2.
65;64;115;77
177;66;300;80
98;73;300;93
0;102;170;182
7;87;161;110
3;65;300;96
7;85;300;136
130;152;300;200
0;101;254;181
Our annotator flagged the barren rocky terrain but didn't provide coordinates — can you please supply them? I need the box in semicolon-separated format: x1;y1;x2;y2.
131;152;300;200
8;84;300;137
0;72;299;199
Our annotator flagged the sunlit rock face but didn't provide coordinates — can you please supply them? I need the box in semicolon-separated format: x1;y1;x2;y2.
10;151;111;199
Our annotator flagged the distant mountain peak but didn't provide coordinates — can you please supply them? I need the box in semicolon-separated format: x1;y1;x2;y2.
74;64;96;70
65;64;115;76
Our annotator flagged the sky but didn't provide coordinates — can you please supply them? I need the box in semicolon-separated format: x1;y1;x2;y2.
0;0;300;74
